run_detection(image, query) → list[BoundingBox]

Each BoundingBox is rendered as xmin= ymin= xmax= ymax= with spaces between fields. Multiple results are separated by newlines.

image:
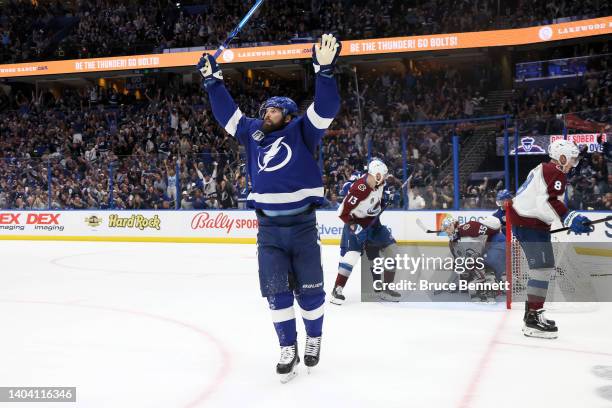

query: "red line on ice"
xmin=457 ymin=312 xmax=509 ymax=408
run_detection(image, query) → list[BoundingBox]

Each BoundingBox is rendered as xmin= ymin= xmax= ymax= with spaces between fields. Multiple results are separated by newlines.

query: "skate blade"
xmin=522 ymin=326 xmax=558 ymax=339
xmin=330 ymin=297 xmax=345 ymax=305
xmin=279 ymin=370 xmax=298 ymax=384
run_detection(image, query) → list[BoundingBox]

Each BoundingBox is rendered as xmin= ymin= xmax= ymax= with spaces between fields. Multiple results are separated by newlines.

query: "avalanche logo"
xmin=366 ymin=204 xmax=380 ymax=216
xmin=258 ymin=137 xmax=292 ymax=173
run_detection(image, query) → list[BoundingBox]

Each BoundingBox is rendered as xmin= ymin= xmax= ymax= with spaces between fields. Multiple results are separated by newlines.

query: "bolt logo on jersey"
xmin=258 ymin=137 xmax=292 ymax=173
xmin=202 ymin=58 xmax=339 ymax=210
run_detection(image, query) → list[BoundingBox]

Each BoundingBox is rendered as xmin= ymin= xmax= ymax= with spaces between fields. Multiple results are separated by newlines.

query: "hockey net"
xmin=505 ymin=204 xmax=598 ymax=311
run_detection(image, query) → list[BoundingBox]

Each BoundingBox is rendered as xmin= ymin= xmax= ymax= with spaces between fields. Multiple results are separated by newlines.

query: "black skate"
xmin=330 ymin=285 xmax=345 ymax=305
xmin=523 ymin=302 xmax=555 ymax=326
xmin=304 ymin=335 xmax=321 ymax=373
xmin=276 ymin=342 xmax=300 ymax=383
xmin=379 ymin=288 xmax=401 ymax=302
xmin=523 ymin=309 xmax=558 ymax=339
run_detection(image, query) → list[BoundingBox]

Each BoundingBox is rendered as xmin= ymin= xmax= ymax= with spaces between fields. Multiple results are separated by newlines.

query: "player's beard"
xmin=262 ymin=117 xmax=289 ymax=133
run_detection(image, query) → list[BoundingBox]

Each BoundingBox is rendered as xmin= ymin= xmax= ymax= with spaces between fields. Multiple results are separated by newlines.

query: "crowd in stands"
xmin=568 ymin=141 xmax=612 ymax=211
xmin=1 ymin=0 xmax=610 ymax=64
xmin=0 ymin=70 xmax=313 ymax=210
xmin=321 ymin=62 xmax=492 ymax=210
xmin=0 ymin=54 xmax=610 ymax=210
xmin=0 ymin=1 xmax=70 ymax=63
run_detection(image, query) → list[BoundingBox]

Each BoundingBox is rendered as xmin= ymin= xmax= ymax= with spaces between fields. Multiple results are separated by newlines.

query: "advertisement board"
xmin=496 ymin=133 xmax=608 ymax=156
xmin=1 ymin=17 xmax=611 ymax=78
xmin=1 ymin=210 xmax=610 ymax=245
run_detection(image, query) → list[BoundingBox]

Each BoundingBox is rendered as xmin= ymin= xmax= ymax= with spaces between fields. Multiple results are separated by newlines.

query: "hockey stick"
xmin=550 ymin=215 xmax=612 ymax=234
xmin=213 ymin=0 xmax=265 ymax=60
xmin=416 ymin=218 xmax=440 ymax=234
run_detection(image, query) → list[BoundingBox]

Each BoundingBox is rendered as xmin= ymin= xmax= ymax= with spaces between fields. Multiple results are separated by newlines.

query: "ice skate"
xmin=330 ymin=285 xmax=345 ymax=305
xmin=304 ymin=335 xmax=321 ymax=373
xmin=379 ymin=288 xmax=401 ymax=302
xmin=524 ymin=302 xmax=555 ymax=326
xmin=523 ymin=309 xmax=558 ymax=339
xmin=276 ymin=342 xmax=300 ymax=383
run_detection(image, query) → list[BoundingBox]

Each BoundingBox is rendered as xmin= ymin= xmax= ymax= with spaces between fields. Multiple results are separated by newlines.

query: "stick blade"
xmin=415 ymin=218 xmax=428 ymax=233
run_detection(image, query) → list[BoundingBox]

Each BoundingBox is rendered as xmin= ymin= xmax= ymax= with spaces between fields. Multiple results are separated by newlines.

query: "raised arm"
xmin=302 ymin=34 xmax=342 ymax=154
xmin=197 ymin=54 xmax=253 ymax=145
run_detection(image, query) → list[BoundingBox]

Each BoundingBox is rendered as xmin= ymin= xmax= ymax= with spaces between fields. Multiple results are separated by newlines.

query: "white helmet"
xmin=548 ymin=139 xmax=579 ymax=167
xmin=367 ymin=159 xmax=388 ymax=185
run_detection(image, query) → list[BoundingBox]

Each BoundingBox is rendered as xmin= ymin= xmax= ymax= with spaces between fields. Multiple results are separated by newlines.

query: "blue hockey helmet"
xmin=495 ymin=189 xmax=513 ymax=207
xmin=349 ymin=171 xmax=362 ymax=182
xmin=259 ymin=96 xmax=298 ymax=119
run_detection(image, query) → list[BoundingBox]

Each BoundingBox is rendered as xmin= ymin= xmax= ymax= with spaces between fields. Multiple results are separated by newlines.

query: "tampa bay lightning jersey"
xmin=492 ymin=208 xmax=506 ymax=228
xmin=340 ymin=171 xmax=363 ymax=198
xmin=205 ymin=75 xmax=340 ymax=210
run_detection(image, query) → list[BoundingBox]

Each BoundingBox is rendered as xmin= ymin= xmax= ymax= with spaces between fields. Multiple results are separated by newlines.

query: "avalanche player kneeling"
xmin=509 ymin=139 xmax=594 ymax=339
xmin=331 ymin=159 xmax=401 ymax=304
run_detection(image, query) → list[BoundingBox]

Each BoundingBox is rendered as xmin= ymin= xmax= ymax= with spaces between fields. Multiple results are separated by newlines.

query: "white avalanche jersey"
xmin=337 ymin=176 xmax=384 ymax=228
xmin=509 ymin=162 xmax=568 ymax=230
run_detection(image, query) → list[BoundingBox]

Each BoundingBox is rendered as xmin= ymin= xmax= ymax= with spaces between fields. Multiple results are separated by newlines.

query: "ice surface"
xmin=0 ymin=241 xmax=611 ymax=408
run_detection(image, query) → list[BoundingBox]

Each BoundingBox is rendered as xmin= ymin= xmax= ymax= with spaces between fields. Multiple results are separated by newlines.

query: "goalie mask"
xmin=441 ymin=216 xmax=458 ymax=236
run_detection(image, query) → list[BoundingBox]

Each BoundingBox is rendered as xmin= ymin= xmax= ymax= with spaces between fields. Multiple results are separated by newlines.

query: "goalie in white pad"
xmin=441 ymin=216 xmax=504 ymax=302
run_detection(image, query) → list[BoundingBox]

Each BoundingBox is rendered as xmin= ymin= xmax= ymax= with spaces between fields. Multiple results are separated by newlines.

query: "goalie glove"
xmin=196 ymin=54 xmax=223 ymax=90
xmin=562 ymin=211 xmax=594 ymax=235
xmin=312 ymin=33 xmax=341 ymax=77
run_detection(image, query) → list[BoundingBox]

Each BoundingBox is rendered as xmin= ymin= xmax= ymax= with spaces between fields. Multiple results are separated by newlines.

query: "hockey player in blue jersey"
xmin=481 ymin=189 xmax=513 ymax=285
xmin=197 ymin=34 xmax=341 ymax=383
xmin=339 ymin=171 xmax=362 ymax=199
xmin=492 ymin=189 xmax=513 ymax=228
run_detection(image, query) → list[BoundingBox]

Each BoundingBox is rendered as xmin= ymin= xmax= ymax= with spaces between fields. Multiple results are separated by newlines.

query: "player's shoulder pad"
xmin=541 ymin=161 xmax=567 ymax=191
xmin=348 ymin=177 xmax=371 ymax=199
xmin=480 ymin=216 xmax=501 ymax=230
xmin=541 ymin=161 xmax=567 ymax=182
